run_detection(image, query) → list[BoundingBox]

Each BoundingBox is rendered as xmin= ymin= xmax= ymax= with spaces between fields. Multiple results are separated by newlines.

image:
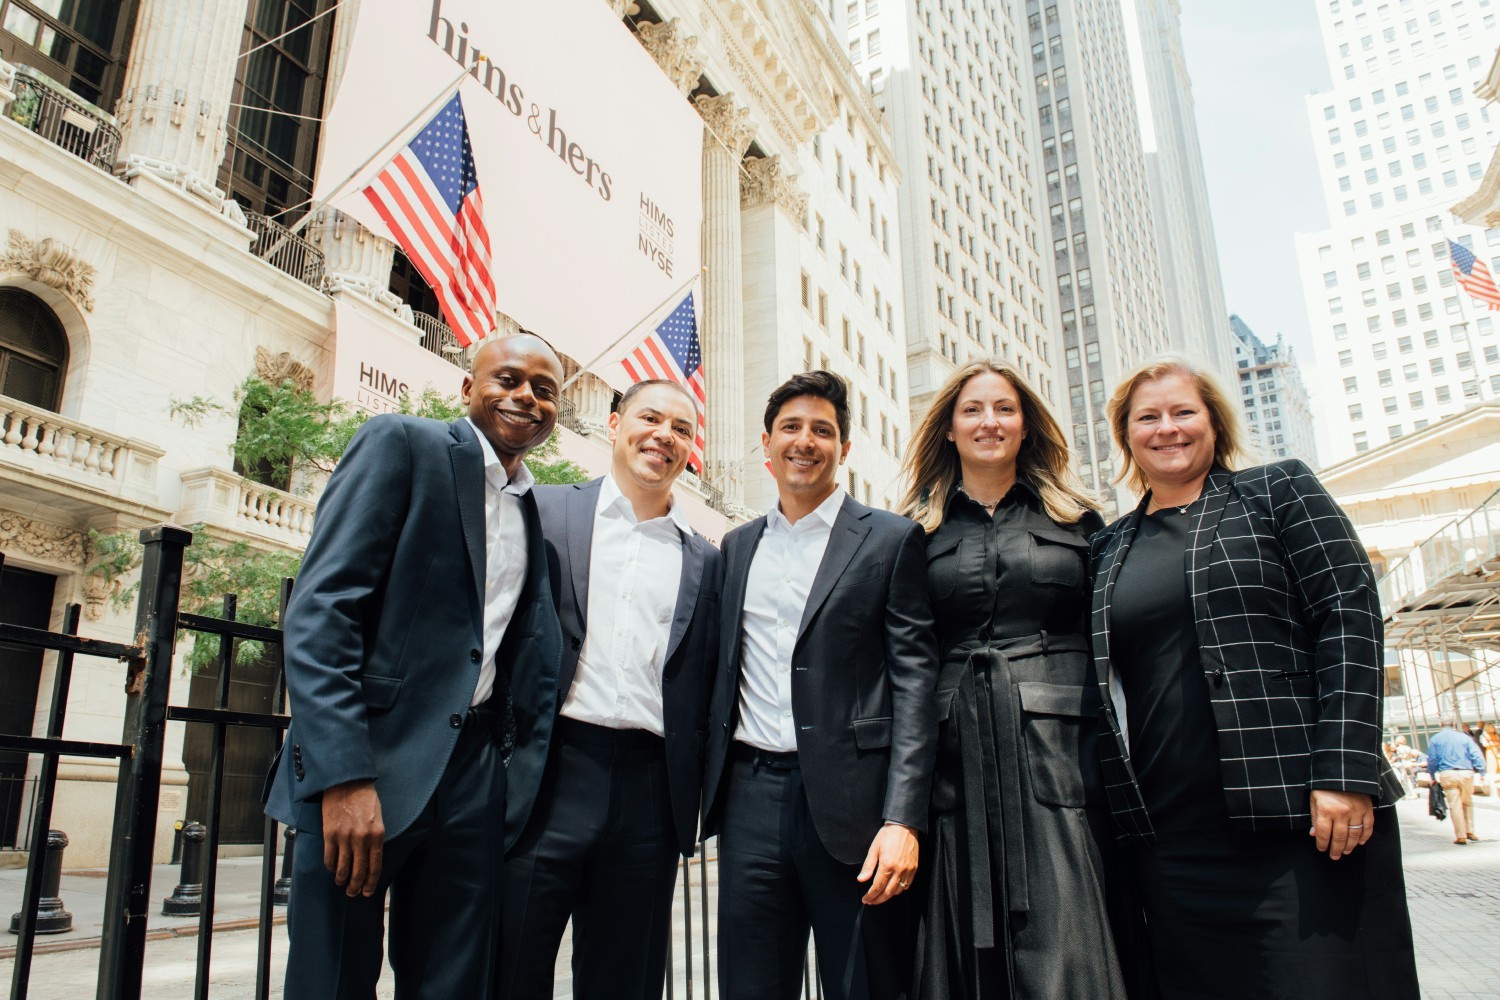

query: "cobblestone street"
xmin=1 ymin=796 xmax=1495 ymax=998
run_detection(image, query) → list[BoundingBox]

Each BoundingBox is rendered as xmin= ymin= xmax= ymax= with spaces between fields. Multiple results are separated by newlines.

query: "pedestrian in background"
xmin=896 ymin=361 xmax=1125 ymax=1000
xmin=1088 ymin=357 xmax=1419 ymax=1000
xmin=1425 ymin=721 xmax=1487 ymax=844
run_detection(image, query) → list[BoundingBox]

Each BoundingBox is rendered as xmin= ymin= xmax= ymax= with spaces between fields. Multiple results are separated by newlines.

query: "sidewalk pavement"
xmin=1 ymin=798 xmax=1497 ymax=997
xmin=0 ymin=854 xmax=282 ymax=959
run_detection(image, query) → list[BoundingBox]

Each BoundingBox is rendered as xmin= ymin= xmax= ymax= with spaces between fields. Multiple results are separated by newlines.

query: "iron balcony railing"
xmin=5 ymin=65 xmax=120 ymax=174
xmin=412 ymin=310 xmax=465 ymax=361
xmin=243 ymin=212 xmax=326 ymax=289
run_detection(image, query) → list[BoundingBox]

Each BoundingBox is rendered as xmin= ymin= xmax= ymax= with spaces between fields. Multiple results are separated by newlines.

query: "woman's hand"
xmin=1309 ymin=788 xmax=1374 ymax=860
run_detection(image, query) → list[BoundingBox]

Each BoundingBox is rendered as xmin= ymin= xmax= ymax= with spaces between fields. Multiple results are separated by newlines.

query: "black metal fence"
xmin=1 ymin=526 xmax=822 ymax=999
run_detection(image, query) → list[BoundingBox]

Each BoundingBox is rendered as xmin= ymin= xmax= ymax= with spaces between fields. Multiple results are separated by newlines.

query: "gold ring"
xmin=898 ymin=880 xmax=910 ymax=888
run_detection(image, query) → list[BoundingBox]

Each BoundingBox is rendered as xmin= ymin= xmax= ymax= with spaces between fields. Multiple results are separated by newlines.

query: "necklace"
xmin=1148 ymin=496 xmax=1195 ymax=516
xmin=958 ymin=482 xmax=1004 ymax=513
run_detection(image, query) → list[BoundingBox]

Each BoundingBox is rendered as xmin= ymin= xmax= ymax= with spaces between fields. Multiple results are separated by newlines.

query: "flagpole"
xmin=258 ymin=65 xmax=470 ymax=260
xmin=560 ymin=275 xmax=701 ymax=392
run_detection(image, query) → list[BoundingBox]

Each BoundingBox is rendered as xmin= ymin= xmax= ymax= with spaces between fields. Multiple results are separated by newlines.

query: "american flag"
xmin=362 ymin=92 xmax=495 ymax=346
xmin=1449 ymin=239 xmax=1500 ymax=311
xmin=619 ymin=292 xmax=706 ymax=474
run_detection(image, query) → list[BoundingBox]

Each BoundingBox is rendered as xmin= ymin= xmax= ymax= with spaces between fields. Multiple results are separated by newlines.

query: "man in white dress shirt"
xmin=500 ymin=380 xmax=723 ymax=999
xmin=702 ymin=371 xmax=938 ymax=1000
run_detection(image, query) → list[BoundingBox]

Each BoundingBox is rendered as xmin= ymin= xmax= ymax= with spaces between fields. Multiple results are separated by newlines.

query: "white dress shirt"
xmin=466 ymin=417 xmax=534 ymax=707
xmin=561 ymin=475 xmax=689 ymax=735
xmin=735 ymin=487 xmax=846 ymax=752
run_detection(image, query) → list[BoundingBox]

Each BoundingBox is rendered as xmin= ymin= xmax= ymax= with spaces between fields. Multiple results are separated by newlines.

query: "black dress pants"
xmin=717 ymin=746 xmax=913 ymax=1000
xmin=283 ymin=707 xmax=505 ymax=1000
xmin=500 ymin=718 xmax=680 ymax=1000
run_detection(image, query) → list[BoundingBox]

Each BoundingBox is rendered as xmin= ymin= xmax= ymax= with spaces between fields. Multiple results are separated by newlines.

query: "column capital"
xmin=636 ymin=18 xmax=704 ymax=97
xmin=604 ymin=0 xmax=637 ymax=16
xmin=695 ymin=93 xmax=756 ymax=159
xmin=741 ymin=155 xmax=808 ymax=228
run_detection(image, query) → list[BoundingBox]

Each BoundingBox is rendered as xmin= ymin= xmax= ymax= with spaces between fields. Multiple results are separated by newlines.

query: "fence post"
xmin=97 ymin=524 xmax=192 ymax=1000
xmin=273 ymin=827 xmax=295 ymax=906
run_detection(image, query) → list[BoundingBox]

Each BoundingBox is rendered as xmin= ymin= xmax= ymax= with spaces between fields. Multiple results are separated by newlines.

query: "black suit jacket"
xmin=1088 ymin=460 xmax=1403 ymax=841
xmin=702 ymin=494 xmax=938 ymax=865
xmin=264 ymin=416 xmax=562 ymax=851
xmin=534 ymin=478 xmax=722 ymax=855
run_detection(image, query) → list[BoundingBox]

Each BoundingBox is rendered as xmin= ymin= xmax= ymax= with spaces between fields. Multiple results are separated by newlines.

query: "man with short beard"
xmin=500 ymin=379 xmax=723 ymax=999
xmin=265 ymin=334 xmax=565 ymax=1000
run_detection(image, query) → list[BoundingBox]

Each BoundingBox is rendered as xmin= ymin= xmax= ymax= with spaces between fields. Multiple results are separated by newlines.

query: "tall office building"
xmin=1127 ymin=0 xmax=1235 ymax=383
xmin=1296 ymin=0 xmax=1500 ymax=464
xmin=847 ymin=0 xmax=1065 ymax=437
xmin=1230 ymin=314 xmax=1319 ymax=466
xmin=1028 ymin=0 xmax=1171 ymax=515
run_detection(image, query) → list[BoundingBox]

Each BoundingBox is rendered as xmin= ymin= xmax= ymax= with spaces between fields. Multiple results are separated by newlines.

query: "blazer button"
xmin=1211 ymin=668 xmax=1226 ymax=687
xmin=470 ymin=648 xmax=482 ymax=663
xmin=571 ymin=636 xmax=582 ymax=650
xmin=450 ymin=713 xmax=464 ymax=728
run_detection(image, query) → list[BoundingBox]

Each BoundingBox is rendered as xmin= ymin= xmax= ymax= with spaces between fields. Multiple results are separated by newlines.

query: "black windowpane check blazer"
xmin=1088 ymin=460 xmax=1404 ymax=842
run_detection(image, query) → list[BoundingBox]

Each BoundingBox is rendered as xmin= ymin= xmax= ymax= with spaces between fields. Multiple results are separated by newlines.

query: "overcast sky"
xmin=1177 ymin=0 xmax=1332 ymax=361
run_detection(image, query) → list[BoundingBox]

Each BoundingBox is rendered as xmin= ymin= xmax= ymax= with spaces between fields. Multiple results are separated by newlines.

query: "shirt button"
xmin=450 ymin=713 xmax=463 ymax=728
xmin=779 ymin=619 xmax=789 ymax=628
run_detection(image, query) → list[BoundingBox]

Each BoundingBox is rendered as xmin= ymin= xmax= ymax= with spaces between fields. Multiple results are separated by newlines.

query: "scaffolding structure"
xmin=1378 ymin=485 xmax=1500 ymax=743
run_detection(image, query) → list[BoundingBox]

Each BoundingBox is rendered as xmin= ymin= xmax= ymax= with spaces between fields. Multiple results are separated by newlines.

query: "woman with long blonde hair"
xmin=897 ymin=361 xmax=1124 ymax=1000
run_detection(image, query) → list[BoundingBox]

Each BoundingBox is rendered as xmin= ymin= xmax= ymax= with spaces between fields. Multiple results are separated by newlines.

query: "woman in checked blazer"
xmin=1088 ymin=357 xmax=1418 ymax=1000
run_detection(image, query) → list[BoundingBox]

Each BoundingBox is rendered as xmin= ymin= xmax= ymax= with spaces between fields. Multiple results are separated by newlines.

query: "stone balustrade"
xmin=0 ymin=395 xmax=163 ymax=501
xmin=177 ymin=467 xmax=316 ymax=549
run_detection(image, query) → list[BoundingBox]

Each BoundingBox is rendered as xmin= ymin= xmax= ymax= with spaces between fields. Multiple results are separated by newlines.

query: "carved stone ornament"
xmin=0 ymin=230 xmax=96 ymax=311
xmin=254 ymin=346 xmax=316 ymax=393
xmin=81 ymin=573 xmax=115 ymax=621
xmin=605 ymin=0 xmax=638 ymax=15
xmin=695 ymin=94 xmax=757 ymax=159
xmin=636 ymin=19 xmax=705 ymax=96
xmin=741 ymin=155 xmax=809 ymax=227
xmin=0 ymin=510 xmax=85 ymax=566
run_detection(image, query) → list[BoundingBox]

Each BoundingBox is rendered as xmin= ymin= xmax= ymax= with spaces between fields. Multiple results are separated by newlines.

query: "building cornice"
xmin=1452 ymin=143 xmax=1500 ymax=227
xmin=1476 ymin=47 xmax=1500 ymax=104
xmin=1319 ymin=401 xmax=1500 ymax=483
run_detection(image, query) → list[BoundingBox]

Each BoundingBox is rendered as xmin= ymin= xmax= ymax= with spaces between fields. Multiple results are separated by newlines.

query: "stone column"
xmin=636 ymin=19 xmax=705 ymax=96
xmin=560 ymin=359 xmax=615 ymax=437
xmin=307 ymin=1 xmax=401 ymax=314
xmin=695 ymin=94 xmax=756 ymax=508
xmin=740 ymin=155 xmax=809 ymax=228
xmin=114 ymin=0 xmax=250 ymax=224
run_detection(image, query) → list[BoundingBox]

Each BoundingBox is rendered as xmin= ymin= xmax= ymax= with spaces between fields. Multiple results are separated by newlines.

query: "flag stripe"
xmin=360 ymin=93 xmax=496 ymax=348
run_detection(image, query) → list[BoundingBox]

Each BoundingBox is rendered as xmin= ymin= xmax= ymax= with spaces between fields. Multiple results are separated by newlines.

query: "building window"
xmin=221 ymin=0 xmax=336 ymax=219
xmin=0 ymin=289 xmax=67 ymax=410
xmin=0 ymin=0 xmax=139 ymax=107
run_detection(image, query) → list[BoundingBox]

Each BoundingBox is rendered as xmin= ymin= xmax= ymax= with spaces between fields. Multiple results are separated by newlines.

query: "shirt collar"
xmin=769 ymin=486 xmax=846 ymax=533
xmin=599 ymin=474 xmax=694 ymax=535
xmin=948 ymin=477 xmax=1039 ymax=513
xmin=464 ymin=417 xmax=534 ymax=496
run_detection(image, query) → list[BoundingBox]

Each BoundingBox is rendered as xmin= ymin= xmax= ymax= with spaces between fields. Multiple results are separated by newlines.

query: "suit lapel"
xmin=1186 ymin=467 xmax=1235 ymax=637
xmin=1092 ymin=500 xmax=1145 ymax=723
xmin=566 ymin=480 xmax=602 ymax=626
xmin=450 ymin=421 xmax=486 ymax=603
xmin=797 ymin=497 xmax=871 ymax=643
xmin=723 ymin=518 xmax=768 ymax=683
xmin=663 ymin=534 xmax=705 ymax=666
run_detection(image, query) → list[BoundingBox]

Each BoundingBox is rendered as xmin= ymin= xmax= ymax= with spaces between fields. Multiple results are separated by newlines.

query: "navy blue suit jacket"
xmin=264 ymin=416 xmax=562 ymax=850
xmin=533 ymin=477 xmax=722 ymax=855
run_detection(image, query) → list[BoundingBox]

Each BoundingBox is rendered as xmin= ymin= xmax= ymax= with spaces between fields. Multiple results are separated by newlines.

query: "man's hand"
xmin=856 ymin=823 xmax=919 ymax=905
xmin=1309 ymin=788 xmax=1374 ymax=861
xmin=322 ymin=779 xmax=385 ymax=897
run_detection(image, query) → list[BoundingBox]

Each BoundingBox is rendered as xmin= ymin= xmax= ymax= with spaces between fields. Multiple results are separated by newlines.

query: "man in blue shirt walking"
xmin=1426 ymin=721 xmax=1487 ymax=845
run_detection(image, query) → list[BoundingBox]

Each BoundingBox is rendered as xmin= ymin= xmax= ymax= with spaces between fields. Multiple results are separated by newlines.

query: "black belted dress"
xmin=913 ymin=484 xmax=1126 ymax=1000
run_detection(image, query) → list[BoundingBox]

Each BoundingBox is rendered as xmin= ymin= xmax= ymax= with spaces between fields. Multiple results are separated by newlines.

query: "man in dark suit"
xmin=500 ymin=379 xmax=721 ymax=999
xmin=265 ymin=333 xmax=565 ymax=1000
xmin=703 ymin=371 xmax=938 ymax=1000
